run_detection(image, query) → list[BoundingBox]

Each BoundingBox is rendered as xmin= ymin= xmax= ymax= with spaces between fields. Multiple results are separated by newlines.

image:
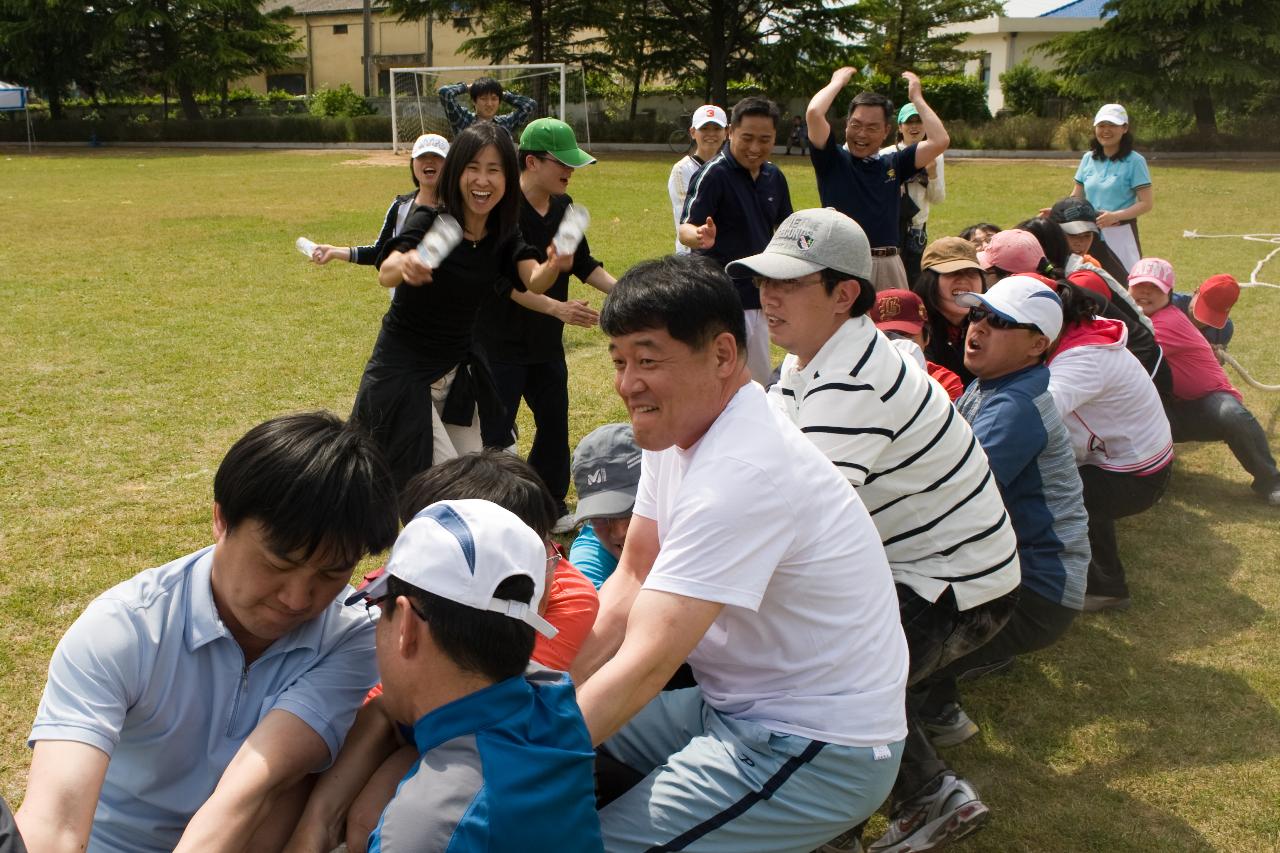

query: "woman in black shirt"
xmin=354 ymin=122 xmax=560 ymax=487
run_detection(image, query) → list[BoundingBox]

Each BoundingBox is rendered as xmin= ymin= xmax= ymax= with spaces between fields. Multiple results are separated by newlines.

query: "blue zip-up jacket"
xmin=368 ymin=667 xmax=603 ymax=853
xmin=956 ymin=364 xmax=1090 ymax=609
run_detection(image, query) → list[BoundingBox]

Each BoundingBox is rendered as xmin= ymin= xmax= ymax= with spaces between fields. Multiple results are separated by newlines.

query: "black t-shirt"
xmin=373 ymin=206 xmax=538 ymax=373
xmin=477 ymin=192 xmax=603 ymax=364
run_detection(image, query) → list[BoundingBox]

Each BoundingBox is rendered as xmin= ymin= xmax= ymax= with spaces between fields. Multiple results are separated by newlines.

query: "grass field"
xmin=2 ymin=146 xmax=1280 ymax=851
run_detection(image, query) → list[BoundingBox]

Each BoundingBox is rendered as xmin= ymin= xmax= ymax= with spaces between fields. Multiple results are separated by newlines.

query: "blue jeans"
xmin=1166 ymin=392 xmax=1280 ymax=495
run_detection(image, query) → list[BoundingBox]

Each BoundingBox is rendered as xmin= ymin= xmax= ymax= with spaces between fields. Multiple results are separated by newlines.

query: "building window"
xmin=980 ymin=52 xmax=992 ymax=89
xmin=333 ymin=24 xmax=348 ymax=34
xmin=266 ymin=73 xmax=307 ymax=96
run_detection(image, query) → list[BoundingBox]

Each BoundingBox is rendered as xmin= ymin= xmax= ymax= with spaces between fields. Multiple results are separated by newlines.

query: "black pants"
xmin=912 ymin=587 xmax=1077 ymax=728
xmin=1166 ymin=392 xmax=1280 ymax=495
xmin=890 ymin=584 xmax=1018 ymax=808
xmin=483 ymin=357 xmax=571 ymax=508
xmin=1080 ymin=463 xmax=1171 ymax=598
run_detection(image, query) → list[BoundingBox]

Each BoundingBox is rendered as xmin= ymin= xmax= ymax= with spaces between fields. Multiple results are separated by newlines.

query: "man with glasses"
xmin=806 ymin=67 xmax=950 ymax=292
xmin=478 ymin=117 xmax=616 ymax=532
xmin=347 ymin=498 xmax=602 ymax=852
xmin=898 ymin=278 xmax=1090 ymax=833
xmin=729 ymin=208 xmax=1021 ymax=853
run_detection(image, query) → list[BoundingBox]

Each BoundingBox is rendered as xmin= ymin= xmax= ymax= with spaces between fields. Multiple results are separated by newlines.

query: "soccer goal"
xmin=390 ymin=63 xmax=591 ymax=153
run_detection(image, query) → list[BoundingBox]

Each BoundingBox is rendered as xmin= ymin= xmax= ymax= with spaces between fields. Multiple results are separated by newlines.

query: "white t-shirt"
xmin=635 ymin=381 xmax=908 ymax=747
xmin=771 ymin=316 xmax=1021 ymax=610
xmin=667 ymin=154 xmax=704 ymax=254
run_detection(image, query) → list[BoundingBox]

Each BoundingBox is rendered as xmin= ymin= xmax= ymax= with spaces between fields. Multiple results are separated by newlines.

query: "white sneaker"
xmin=869 ymin=775 xmax=989 ymax=853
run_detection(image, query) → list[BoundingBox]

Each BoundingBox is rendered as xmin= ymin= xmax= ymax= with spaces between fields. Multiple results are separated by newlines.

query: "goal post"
xmin=390 ymin=63 xmax=589 ymax=153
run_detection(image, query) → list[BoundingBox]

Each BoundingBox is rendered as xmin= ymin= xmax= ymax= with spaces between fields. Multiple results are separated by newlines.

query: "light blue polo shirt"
xmin=29 ymin=546 xmax=378 ymax=853
xmin=1073 ymin=150 xmax=1151 ymax=213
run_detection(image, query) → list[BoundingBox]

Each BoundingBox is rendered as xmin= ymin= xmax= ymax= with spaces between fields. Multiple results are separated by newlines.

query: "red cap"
xmin=1191 ymin=274 xmax=1240 ymax=329
xmin=871 ymin=289 xmax=928 ymax=334
xmin=1067 ymin=269 xmax=1111 ymax=302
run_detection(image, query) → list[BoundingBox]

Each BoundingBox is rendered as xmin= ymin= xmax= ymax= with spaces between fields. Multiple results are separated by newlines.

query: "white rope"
xmin=1220 ymin=350 xmax=1280 ymax=393
xmin=1181 ymin=230 xmax=1280 ymax=289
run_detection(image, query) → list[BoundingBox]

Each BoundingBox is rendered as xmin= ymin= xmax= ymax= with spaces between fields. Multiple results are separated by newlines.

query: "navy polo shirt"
xmin=809 ymin=126 xmax=920 ymax=249
xmin=681 ymin=144 xmax=793 ymax=310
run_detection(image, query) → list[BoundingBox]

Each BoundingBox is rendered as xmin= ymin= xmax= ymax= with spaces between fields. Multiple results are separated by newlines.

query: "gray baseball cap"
xmin=726 ymin=208 xmax=872 ymax=282
xmin=572 ymin=423 xmax=642 ymax=523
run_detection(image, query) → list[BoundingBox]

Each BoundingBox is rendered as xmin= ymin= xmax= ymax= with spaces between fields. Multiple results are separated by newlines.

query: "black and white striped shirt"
xmin=770 ymin=315 xmax=1020 ymax=609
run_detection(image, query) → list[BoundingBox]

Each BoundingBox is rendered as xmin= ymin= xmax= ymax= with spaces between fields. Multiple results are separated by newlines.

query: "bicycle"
xmin=667 ymin=114 xmax=693 ymax=154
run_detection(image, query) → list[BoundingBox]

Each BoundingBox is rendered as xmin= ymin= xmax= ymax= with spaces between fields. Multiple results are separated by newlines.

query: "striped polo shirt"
xmin=956 ymin=363 xmax=1090 ymax=610
xmin=771 ymin=315 xmax=1020 ymax=610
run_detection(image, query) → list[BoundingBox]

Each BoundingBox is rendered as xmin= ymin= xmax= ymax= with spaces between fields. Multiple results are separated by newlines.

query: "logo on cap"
xmin=705 ymin=108 xmax=715 ymax=116
xmin=797 ymin=234 xmax=813 ymax=250
xmin=880 ymin=296 xmax=902 ymax=320
xmin=587 ymin=468 xmax=606 ymax=486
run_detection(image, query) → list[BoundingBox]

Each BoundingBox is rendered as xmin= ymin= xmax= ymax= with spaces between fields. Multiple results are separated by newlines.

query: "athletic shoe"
xmin=869 ymin=775 xmax=990 ymax=853
xmin=816 ymin=827 xmax=863 ymax=852
xmin=921 ymin=703 xmax=979 ymax=748
xmin=1082 ymin=593 xmax=1131 ymax=612
xmin=552 ymin=513 xmax=577 ymax=535
xmin=1265 ymin=486 xmax=1280 ymax=507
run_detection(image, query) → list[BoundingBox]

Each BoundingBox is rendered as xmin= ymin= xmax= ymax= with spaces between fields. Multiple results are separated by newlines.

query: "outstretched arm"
xmin=174 ymin=709 xmax=331 ymax=853
xmin=807 ymin=66 xmax=856 ymax=151
xmin=16 ymin=741 xmax=110 ymax=853
xmin=904 ymin=71 xmax=950 ymax=170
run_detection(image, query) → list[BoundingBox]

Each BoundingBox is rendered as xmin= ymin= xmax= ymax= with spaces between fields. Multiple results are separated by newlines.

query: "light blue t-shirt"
xmin=29 ymin=546 xmax=378 ymax=853
xmin=567 ymin=522 xmax=618 ymax=589
xmin=1073 ymin=150 xmax=1151 ymax=214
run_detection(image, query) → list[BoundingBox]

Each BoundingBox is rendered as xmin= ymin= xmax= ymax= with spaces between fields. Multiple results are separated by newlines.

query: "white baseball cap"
xmin=411 ymin=133 xmax=450 ymax=159
xmin=1093 ymin=104 xmax=1128 ymax=126
xmin=956 ymin=275 xmax=1064 ymax=341
xmin=691 ymin=105 xmax=728 ymax=129
xmin=346 ymin=499 xmax=557 ymax=638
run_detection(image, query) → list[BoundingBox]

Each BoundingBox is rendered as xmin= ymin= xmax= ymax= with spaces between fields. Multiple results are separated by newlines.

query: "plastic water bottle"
xmin=553 ymin=204 xmax=590 ymax=255
xmin=296 ymin=236 xmax=318 ymax=259
xmin=418 ymin=214 xmax=464 ymax=268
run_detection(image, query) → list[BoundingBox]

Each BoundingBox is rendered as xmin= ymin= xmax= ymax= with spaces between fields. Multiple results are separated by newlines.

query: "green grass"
xmin=2 ymin=147 xmax=1280 ymax=850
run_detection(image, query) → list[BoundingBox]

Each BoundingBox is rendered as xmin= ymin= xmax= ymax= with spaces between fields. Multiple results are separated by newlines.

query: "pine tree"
xmin=1042 ymin=0 xmax=1280 ymax=133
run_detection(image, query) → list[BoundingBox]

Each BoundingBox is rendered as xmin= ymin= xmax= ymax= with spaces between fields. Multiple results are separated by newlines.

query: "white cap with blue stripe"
xmin=346 ymin=498 xmax=557 ymax=638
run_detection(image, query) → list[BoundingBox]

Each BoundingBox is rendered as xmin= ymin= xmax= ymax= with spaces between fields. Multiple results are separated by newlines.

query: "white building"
xmin=935 ymin=0 xmax=1109 ymax=114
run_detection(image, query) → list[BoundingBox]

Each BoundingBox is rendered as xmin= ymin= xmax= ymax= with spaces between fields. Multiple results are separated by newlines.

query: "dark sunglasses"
xmin=968 ymin=307 xmax=1041 ymax=334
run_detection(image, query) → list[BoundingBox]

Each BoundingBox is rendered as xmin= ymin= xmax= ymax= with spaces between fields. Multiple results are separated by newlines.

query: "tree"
xmin=0 ymin=0 xmax=114 ymax=119
xmin=857 ymin=0 xmax=1001 ymax=80
xmin=112 ymin=0 xmax=299 ymax=120
xmin=1042 ymin=0 xmax=1280 ymax=133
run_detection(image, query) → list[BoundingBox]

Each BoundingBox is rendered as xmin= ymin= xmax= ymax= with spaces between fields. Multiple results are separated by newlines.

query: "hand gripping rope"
xmin=1183 ymin=230 xmax=1280 ymax=392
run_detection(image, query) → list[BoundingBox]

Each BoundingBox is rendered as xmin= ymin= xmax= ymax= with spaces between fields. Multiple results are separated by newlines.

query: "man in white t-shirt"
xmin=667 ymin=104 xmax=728 ymax=254
xmin=731 ymin=208 xmax=1021 ymax=853
xmin=573 ymin=253 xmax=909 ymax=852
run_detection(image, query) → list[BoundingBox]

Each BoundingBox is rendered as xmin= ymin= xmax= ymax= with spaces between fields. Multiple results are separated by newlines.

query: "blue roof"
xmin=1040 ymin=0 xmax=1112 ymax=17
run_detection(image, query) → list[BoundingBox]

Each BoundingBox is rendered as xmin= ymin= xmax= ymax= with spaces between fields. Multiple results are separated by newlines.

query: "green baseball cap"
xmin=898 ymin=103 xmax=919 ymax=123
xmin=519 ymin=118 xmax=596 ymax=168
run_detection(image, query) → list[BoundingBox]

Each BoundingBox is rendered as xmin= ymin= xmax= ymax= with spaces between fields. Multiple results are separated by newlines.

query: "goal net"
xmin=390 ymin=64 xmax=590 ymax=153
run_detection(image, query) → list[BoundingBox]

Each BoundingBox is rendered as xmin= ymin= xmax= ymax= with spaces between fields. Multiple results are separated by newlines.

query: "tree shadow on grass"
xmin=945 ymin=468 xmax=1277 ymax=851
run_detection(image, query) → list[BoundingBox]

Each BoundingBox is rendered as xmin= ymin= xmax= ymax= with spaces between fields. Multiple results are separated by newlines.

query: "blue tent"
xmin=0 ymin=80 xmax=34 ymax=150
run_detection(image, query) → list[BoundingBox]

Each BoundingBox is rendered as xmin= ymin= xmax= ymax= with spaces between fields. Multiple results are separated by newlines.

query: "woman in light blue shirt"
xmin=1068 ymin=103 xmax=1153 ymax=272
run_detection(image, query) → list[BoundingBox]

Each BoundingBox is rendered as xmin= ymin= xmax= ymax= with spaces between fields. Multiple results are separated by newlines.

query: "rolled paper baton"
xmin=553 ymin=204 xmax=590 ymax=255
xmin=418 ymin=214 xmax=464 ymax=268
xmin=296 ymin=237 xmax=319 ymax=258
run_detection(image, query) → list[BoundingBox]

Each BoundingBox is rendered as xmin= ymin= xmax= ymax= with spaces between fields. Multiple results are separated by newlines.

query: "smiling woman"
xmin=1068 ymin=103 xmax=1153 ymax=271
xmin=351 ymin=122 xmax=563 ymax=488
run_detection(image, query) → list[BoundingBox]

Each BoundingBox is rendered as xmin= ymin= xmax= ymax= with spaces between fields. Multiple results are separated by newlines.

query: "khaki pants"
xmin=429 ymin=367 xmax=483 ymax=464
xmin=870 ymin=253 xmax=910 ymax=292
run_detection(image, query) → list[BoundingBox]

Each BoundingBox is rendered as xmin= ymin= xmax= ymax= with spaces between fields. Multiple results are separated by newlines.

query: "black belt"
xmin=871 ymin=247 xmax=899 ymax=257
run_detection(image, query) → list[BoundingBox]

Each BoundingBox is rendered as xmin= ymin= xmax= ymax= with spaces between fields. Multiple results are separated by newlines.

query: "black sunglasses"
xmin=967 ymin=307 xmax=1041 ymax=334
xmin=364 ymin=592 xmax=427 ymax=623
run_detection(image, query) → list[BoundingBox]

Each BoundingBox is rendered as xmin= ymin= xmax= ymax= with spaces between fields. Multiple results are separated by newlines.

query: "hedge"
xmin=0 ymin=115 xmax=391 ymax=144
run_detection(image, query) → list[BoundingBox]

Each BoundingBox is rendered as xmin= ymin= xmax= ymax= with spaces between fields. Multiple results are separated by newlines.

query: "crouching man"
xmin=347 ymin=498 xmax=602 ymax=852
xmin=18 ymin=412 xmax=400 ymax=853
xmin=573 ymin=254 xmax=909 ymax=852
